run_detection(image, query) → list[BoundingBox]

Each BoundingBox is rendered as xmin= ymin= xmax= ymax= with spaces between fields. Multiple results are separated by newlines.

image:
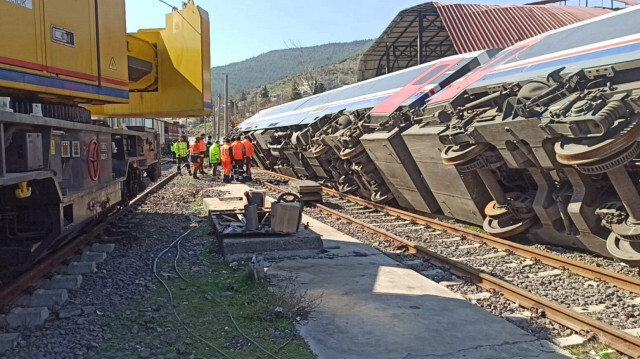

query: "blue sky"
xmin=125 ymin=0 xmax=621 ymax=67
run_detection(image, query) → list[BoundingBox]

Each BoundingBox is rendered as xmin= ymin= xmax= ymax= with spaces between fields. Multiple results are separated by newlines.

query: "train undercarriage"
xmin=0 ymin=107 xmax=161 ymax=277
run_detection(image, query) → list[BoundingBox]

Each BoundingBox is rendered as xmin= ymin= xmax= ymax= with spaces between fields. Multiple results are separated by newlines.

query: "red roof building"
xmin=357 ymin=2 xmax=613 ymax=81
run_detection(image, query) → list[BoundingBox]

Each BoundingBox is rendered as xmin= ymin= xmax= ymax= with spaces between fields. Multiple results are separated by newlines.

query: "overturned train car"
xmin=237 ymin=7 xmax=640 ymax=264
xmin=237 ymin=51 xmax=496 ymax=204
xmin=416 ymin=7 xmax=640 ymax=263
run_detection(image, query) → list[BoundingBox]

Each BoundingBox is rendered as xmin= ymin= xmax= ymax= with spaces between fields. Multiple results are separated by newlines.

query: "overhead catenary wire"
xmin=154 ymin=0 xmax=201 ymax=35
xmin=156 ymin=0 xmax=177 ymax=9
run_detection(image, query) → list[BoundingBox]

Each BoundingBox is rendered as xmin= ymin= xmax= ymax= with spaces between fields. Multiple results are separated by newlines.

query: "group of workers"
xmin=170 ymin=134 xmax=254 ymax=183
xmin=220 ymin=136 xmax=255 ymax=183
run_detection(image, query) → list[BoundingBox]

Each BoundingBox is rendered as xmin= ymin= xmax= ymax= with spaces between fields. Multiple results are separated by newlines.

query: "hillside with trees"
xmin=210 ymin=53 xmax=364 ymax=129
xmin=211 ymin=39 xmax=373 ymax=98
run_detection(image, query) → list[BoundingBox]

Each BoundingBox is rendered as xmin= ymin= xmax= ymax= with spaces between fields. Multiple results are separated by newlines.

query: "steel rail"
xmin=256 ymin=177 xmax=640 ymax=358
xmin=0 ymin=172 xmax=178 ymax=310
xmin=259 ymin=171 xmax=640 ymax=296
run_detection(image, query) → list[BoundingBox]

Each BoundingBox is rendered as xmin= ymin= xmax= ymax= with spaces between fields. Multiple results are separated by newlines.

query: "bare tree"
xmin=286 ymin=40 xmax=319 ymax=96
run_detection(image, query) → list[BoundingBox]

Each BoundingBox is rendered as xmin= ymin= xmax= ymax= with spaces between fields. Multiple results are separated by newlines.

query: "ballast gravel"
xmin=1 ymin=169 xmax=226 ymax=359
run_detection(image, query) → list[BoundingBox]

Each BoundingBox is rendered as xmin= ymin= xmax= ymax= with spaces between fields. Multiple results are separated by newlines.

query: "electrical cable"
xmin=171 ymin=230 xmax=282 ymax=359
xmin=153 ymin=225 xmax=232 ymax=359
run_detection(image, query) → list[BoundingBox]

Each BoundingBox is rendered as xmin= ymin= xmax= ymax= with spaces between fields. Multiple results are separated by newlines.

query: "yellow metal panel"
xmin=200 ymin=6 xmax=212 ymax=111
xmin=97 ymin=0 xmax=128 ymax=91
xmin=127 ymin=35 xmax=158 ymax=91
xmin=0 ymin=0 xmax=129 ymax=104
xmin=42 ymin=0 xmax=97 ymax=81
xmin=89 ymin=1 xmax=212 ymax=118
xmin=0 ymin=0 xmax=44 ymax=70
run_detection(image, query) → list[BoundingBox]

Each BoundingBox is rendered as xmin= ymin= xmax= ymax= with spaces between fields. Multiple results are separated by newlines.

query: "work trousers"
xmin=245 ymin=157 xmax=253 ymax=175
xmin=191 ymin=155 xmax=203 ymax=177
xmin=222 ymin=159 xmax=232 ymax=182
xmin=177 ymin=156 xmax=190 ymax=173
xmin=233 ymin=159 xmax=245 ymax=181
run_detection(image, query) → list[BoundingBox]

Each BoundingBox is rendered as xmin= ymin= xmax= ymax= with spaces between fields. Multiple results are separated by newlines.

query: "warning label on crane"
xmin=5 ymin=0 xmax=32 ymax=9
xmin=109 ymin=57 xmax=117 ymax=71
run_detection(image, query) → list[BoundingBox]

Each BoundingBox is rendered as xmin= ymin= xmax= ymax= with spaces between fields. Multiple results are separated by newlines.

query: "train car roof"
xmin=236 ymin=50 xmax=492 ymax=131
xmin=428 ymin=6 xmax=640 ymax=105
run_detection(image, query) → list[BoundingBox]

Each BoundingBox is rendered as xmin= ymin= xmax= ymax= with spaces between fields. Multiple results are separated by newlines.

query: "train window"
xmin=63 ymin=204 xmax=73 ymax=226
xmin=413 ymin=65 xmax=448 ymax=86
xmin=492 ymin=10 xmax=639 ymax=70
xmin=112 ymin=136 xmax=125 ymax=160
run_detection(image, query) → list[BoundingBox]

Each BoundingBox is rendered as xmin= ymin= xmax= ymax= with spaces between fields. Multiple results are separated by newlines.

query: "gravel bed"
xmin=1 ymin=168 xmax=226 ymax=359
xmin=531 ymin=243 xmax=640 ymax=279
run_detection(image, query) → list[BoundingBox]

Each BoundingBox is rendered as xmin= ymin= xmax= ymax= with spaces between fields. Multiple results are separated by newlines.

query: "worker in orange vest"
xmin=220 ymin=138 xmax=232 ymax=183
xmin=241 ymin=136 xmax=255 ymax=181
xmin=231 ymin=136 xmax=245 ymax=182
xmin=190 ymin=137 xmax=207 ymax=180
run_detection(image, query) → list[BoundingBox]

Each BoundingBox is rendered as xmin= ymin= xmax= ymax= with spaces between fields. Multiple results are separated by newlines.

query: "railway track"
xmin=0 ymin=171 xmax=178 ymax=311
xmin=253 ymin=170 xmax=640 ymax=358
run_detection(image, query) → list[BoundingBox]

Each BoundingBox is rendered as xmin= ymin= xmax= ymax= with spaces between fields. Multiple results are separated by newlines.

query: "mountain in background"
xmin=211 ymin=39 xmax=374 ymax=98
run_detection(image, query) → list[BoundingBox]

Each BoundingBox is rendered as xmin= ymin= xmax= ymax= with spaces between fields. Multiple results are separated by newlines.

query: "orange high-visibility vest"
xmin=232 ymin=140 xmax=245 ymax=160
xmin=242 ymin=139 xmax=255 ymax=157
xmin=221 ymin=144 xmax=231 ymax=161
xmin=190 ymin=141 xmax=206 ymax=155
xmin=189 ymin=142 xmax=199 ymax=155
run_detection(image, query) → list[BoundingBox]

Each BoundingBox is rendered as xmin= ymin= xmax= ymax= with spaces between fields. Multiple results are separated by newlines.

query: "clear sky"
xmin=124 ymin=0 xmax=618 ymax=67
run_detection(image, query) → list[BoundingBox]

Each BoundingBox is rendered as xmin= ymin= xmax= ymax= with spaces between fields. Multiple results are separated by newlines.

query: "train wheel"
xmin=147 ymin=162 xmax=161 ymax=182
xmin=136 ymin=169 xmax=146 ymax=195
xmin=606 ymin=233 xmax=640 ymax=266
xmin=123 ymin=167 xmax=145 ymax=201
xmin=483 ymin=216 xmax=536 ymax=238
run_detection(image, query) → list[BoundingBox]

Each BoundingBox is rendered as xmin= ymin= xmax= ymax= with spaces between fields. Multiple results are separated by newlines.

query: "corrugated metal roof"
xmin=435 ymin=2 xmax=611 ymax=54
xmin=527 ymin=0 xmax=638 ymax=6
xmin=357 ymin=2 xmax=612 ymax=81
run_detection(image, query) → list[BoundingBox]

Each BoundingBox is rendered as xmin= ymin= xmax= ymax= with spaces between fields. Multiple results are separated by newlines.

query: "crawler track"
xmin=254 ymin=170 xmax=640 ymax=358
xmin=0 ymin=172 xmax=178 ymax=311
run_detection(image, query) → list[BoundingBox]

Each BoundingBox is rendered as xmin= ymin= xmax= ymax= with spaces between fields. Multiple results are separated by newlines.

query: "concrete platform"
xmin=221 ymin=228 xmax=323 ymax=261
xmin=214 ymin=183 xmax=571 ymax=359
xmin=273 ymin=216 xmax=571 ymax=359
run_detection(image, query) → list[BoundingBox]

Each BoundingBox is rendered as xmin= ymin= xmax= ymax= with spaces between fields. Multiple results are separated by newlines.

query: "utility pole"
xmin=216 ymin=95 xmax=221 ymax=139
xmin=224 ymin=74 xmax=229 ymax=136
